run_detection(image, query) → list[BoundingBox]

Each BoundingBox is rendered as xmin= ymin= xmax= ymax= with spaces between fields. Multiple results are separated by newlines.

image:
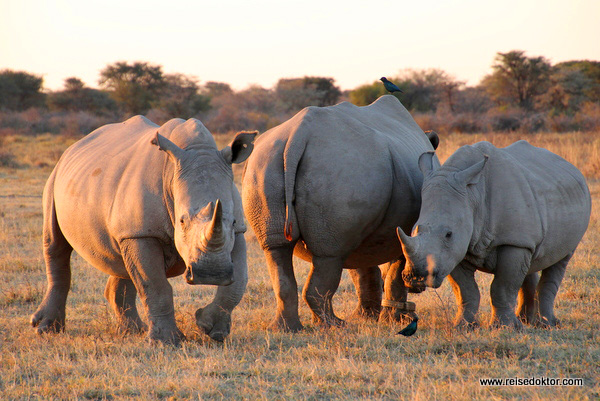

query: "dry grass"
xmin=0 ymin=131 xmax=599 ymax=400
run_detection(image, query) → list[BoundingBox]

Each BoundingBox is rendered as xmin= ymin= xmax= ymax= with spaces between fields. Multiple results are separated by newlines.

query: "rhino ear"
xmin=221 ymin=131 xmax=257 ymax=164
xmin=151 ymin=132 xmax=186 ymax=162
xmin=425 ymin=130 xmax=439 ymax=150
xmin=454 ymin=155 xmax=488 ymax=186
xmin=418 ymin=151 xmax=436 ymax=177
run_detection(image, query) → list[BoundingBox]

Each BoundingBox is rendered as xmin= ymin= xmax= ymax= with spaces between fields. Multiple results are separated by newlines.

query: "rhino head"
xmin=397 ymin=151 xmax=487 ymax=290
xmin=151 ymin=130 xmax=255 ymax=286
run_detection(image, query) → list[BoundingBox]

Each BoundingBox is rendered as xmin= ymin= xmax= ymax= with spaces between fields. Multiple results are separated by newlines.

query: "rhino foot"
xmin=313 ymin=314 xmax=345 ymax=328
xmin=350 ymin=304 xmax=381 ymax=321
xmin=31 ymin=305 xmax=65 ymax=334
xmin=534 ymin=315 xmax=561 ymax=329
xmin=454 ymin=319 xmax=480 ymax=332
xmin=195 ymin=304 xmax=232 ymax=342
xmin=117 ymin=317 xmax=148 ymax=334
xmin=269 ymin=315 xmax=304 ymax=332
xmin=378 ymin=307 xmax=416 ymax=324
xmin=489 ymin=315 xmax=523 ymax=331
xmin=148 ymin=322 xmax=185 ymax=346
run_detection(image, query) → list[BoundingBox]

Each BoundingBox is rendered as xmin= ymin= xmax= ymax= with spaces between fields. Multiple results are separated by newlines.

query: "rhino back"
xmin=52 ymin=116 xmax=180 ymax=275
xmin=244 ymin=96 xmax=436 ymax=266
xmin=467 ymin=141 xmax=591 ymax=270
xmin=503 ymin=140 xmax=591 ymax=267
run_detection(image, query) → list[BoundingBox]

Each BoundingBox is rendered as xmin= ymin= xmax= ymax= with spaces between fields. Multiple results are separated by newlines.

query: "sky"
xmin=2 ymin=0 xmax=599 ymax=92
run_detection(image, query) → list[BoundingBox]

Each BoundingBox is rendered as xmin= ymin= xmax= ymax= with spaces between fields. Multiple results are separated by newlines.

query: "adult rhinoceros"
xmin=31 ymin=116 xmax=255 ymax=345
xmin=242 ymin=95 xmax=439 ymax=331
xmin=398 ymin=140 xmax=591 ymax=329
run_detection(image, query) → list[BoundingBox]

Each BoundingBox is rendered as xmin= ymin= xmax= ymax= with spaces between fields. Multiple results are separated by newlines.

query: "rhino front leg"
xmin=489 ymin=246 xmax=531 ymax=330
xmin=196 ymin=233 xmax=248 ymax=342
xmin=120 ymin=238 xmax=184 ymax=346
xmin=348 ymin=266 xmax=382 ymax=320
xmin=379 ymin=260 xmax=414 ymax=323
xmin=104 ymin=276 xmax=147 ymax=334
xmin=516 ymin=272 xmax=539 ymax=325
xmin=448 ymin=263 xmax=480 ymax=329
xmin=264 ymin=244 xmax=303 ymax=332
xmin=536 ymin=252 xmax=572 ymax=328
xmin=303 ymin=256 xmax=345 ymax=328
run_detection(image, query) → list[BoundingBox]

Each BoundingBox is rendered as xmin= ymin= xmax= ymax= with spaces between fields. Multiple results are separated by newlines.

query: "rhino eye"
xmin=445 ymin=231 xmax=453 ymax=239
xmin=233 ymin=219 xmax=237 ymax=226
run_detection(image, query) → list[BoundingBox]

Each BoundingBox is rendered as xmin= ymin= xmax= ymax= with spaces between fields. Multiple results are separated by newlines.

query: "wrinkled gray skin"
xmin=399 ymin=141 xmax=591 ymax=330
xmin=31 ymin=116 xmax=255 ymax=345
xmin=242 ymin=96 xmax=439 ymax=331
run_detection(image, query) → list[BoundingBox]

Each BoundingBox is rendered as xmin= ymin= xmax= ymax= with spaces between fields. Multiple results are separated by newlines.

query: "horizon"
xmin=2 ymin=0 xmax=600 ymax=92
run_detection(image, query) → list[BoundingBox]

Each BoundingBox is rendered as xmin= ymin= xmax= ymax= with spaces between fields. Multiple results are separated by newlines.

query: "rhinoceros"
xmin=31 ymin=116 xmax=256 ymax=344
xmin=398 ymin=140 xmax=591 ymax=329
xmin=242 ymin=95 xmax=440 ymax=331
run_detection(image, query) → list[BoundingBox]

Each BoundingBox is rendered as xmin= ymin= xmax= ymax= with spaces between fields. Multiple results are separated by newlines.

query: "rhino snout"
xmin=185 ymin=263 xmax=234 ymax=286
xmin=402 ymin=261 xmax=442 ymax=290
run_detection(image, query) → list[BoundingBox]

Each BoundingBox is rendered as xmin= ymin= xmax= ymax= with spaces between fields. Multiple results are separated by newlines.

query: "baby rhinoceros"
xmin=398 ymin=140 xmax=591 ymax=330
xmin=31 ymin=116 xmax=256 ymax=345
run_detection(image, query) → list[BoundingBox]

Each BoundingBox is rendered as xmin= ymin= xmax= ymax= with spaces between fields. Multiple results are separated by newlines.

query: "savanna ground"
xmin=0 ymin=129 xmax=599 ymax=400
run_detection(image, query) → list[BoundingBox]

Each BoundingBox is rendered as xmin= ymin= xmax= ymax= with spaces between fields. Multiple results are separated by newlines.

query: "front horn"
xmin=205 ymin=199 xmax=225 ymax=250
xmin=396 ymin=226 xmax=418 ymax=256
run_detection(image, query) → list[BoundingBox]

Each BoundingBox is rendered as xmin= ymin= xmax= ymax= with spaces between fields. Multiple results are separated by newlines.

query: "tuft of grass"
xmin=0 ymin=131 xmax=598 ymax=399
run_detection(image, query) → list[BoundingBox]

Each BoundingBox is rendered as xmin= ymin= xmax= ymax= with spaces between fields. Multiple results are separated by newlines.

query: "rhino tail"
xmin=282 ymin=126 xmax=309 ymax=242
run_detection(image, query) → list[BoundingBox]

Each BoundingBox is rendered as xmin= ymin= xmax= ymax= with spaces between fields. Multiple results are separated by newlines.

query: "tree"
xmin=154 ymin=74 xmax=210 ymax=119
xmin=0 ymin=69 xmax=45 ymax=110
xmin=47 ymin=77 xmax=117 ymax=114
xmin=348 ymin=82 xmax=386 ymax=106
xmin=543 ymin=61 xmax=600 ymax=113
xmin=398 ymin=69 xmax=464 ymax=112
xmin=481 ymin=50 xmax=552 ymax=110
xmin=202 ymin=81 xmax=233 ymax=99
xmin=275 ymin=76 xmax=341 ymax=112
xmin=98 ymin=61 xmax=165 ymax=114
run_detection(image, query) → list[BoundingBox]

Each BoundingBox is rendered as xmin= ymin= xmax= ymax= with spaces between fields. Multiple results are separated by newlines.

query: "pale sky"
xmin=2 ymin=0 xmax=599 ymax=92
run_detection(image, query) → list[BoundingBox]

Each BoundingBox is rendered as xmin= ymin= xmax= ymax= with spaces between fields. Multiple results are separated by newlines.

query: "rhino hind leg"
xmin=535 ymin=252 xmax=572 ymax=328
xmin=104 ymin=276 xmax=147 ymax=334
xmin=517 ymin=272 xmax=539 ymax=325
xmin=302 ymin=256 xmax=345 ymax=328
xmin=448 ymin=264 xmax=480 ymax=330
xmin=31 ymin=192 xmax=73 ymax=334
xmin=120 ymin=238 xmax=184 ymax=346
xmin=348 ymin=266 xmax=382 ymax=320
xmin=264 ymin=245 xmax=304 ymax=332
xmin=489 ymin=246 xmax=531 ymax=330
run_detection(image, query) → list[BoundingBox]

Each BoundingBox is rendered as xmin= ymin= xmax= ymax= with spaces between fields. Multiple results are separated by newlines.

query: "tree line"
xmin=1 ymin=50 xmax=599 ymax=135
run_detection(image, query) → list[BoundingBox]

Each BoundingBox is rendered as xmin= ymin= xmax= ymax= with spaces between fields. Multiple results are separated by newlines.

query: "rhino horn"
xmin=205 ymin=199 xmax=225 ymax=250
xmin=396 ymin=226 xmax=419 ymax=257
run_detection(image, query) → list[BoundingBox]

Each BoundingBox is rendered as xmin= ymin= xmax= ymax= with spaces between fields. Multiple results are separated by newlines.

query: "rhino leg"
xmin=104 ymin=276 xmax=147 ymax=334
xmin=303 ymin=256 xmax=345 ymax=328
xmin=120 ymin=238 xmax=184 ymax=346
xmin=489 ymin=246 xmax=531 ymax=330
xmin=448 ymin=264 xmax=480 ymax=329
xmin=535 ymin=252 xmax=572 ymax=328
xmin=196 ymin=233 xmax=248 ymax=342
xmin=348 ymin=266 xmax=382 ymax=320
xmin=264 ymin=244 xmax=304 ymax=332
xmin=31 ymin=192 xmax=72 ymax=334
xmin=516 ymin=272 xmax=539 ymax=325
xmin=379 ymin=260 xmax=414 ymax=323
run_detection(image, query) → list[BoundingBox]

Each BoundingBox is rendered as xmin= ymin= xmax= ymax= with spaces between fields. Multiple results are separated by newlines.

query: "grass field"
xmin=0 ymin=131 xmax=598 ymax=400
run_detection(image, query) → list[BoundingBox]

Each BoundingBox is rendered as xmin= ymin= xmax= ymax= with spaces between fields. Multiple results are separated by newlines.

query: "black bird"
xmin=380 ymin=77 xmax=404 ymax=94
xmin=397 ymin=316 xmax=418 ymax=336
